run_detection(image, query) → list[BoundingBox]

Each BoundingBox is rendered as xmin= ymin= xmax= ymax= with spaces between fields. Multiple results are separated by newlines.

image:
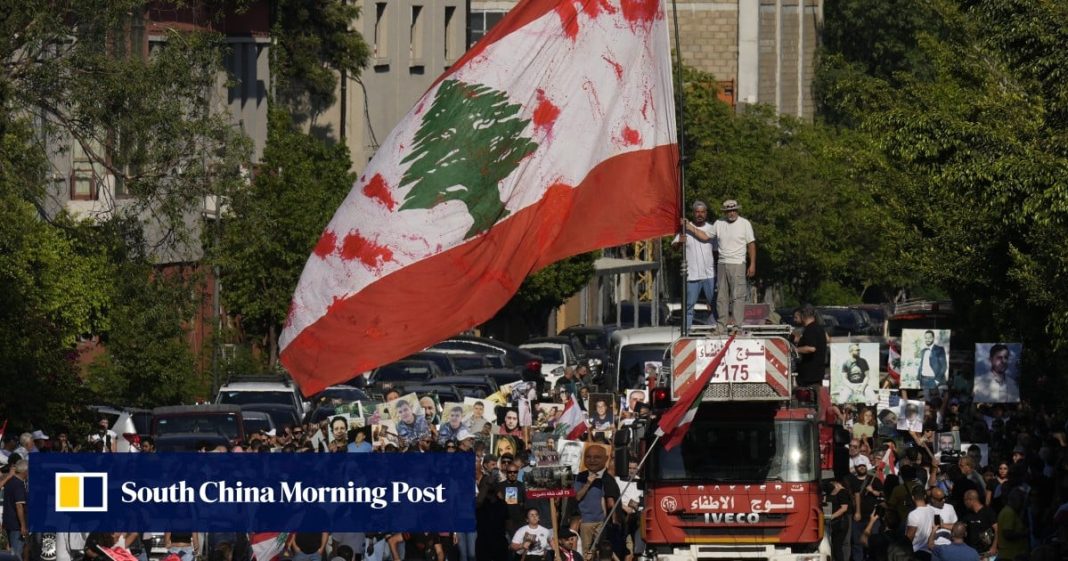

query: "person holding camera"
xmin=849 ymin=457 xmax=883 ymax=561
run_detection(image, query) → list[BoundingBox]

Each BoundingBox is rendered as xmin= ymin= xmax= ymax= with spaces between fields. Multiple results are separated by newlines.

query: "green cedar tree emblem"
xmin=399 ymin=79 xmax=539 ymax=239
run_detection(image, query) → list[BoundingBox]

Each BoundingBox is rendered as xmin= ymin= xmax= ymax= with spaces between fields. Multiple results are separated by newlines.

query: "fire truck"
xmin=638 ymin=326 xmax=832 ymax=561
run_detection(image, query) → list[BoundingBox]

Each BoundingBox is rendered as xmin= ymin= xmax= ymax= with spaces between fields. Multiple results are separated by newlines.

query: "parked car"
xmin=558 ymin=324 xmax=618 ymax=382
xmin=240 ymin=403 xmax=302 ymax=433
xmin=364 ymin=360 xmax=442 ymax=390
xmin=462 ymin=368 xmax=524 ymax=389
xmin=154 ymin=432 xmax=232 ymax=452
xmin=420 ymin=375 xmax=499 ymax=399
xmin=152 ymin=404 xmax=245 ymax=444
xmin=309 ymin=384 xmax=370 ymax=405
xmin=398 ymin=385 xmax=464 ymax=406
xmin=817 ymin=306 xmax=874 ymax=337
xmin=240 ymin=410 xmax=275 ymax=435
xmin=405 ymin=351 xmax=463 ymax=376
xmin=430 ymin=335 xmax=544 ymax=391
xmin=440 ymin=351 xmax=495 ymax=372
xmin=215 ymin=377 xmax=307 ymax=415
xmin=520 ymin=340 xmax=581 ymax=393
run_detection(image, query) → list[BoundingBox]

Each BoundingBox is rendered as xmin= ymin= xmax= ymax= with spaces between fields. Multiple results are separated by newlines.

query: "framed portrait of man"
xmin=830 ymin=342 xmax=879 ymax=404
xmin=899 ymin=329 xmax=951 ymax=390
xmin=973 ymin=343 xmax=1022 ymax=404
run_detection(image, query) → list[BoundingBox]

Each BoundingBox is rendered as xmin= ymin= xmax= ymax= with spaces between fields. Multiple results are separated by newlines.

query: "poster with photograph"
xmin=899 ymin=329 xmax=951 ymax=390
xmin=935 ymin=431 xmax=960 ymax=463
xmin=498 ymin=407 xmax=523 ymax=435
xmin=588 ymin=393 xmax=615 ymax=431
xmin=625 ymin=389 xmax=648 ymax=412
xmin=973 ymin=343 xmax=1022 ymax=404
xmin=526 ymin=466 xmax=576 ymax=499
xmin=531 ymin=442 xmax=560 ymax=466
xmin=416 ymin=394 xmax=441 ymax=425
xmin=830 ymin=342 xmax=880 ymax=404
xmin=372 ymin=420 xmax=399 ymax=450
xmin=334 ymin=401 xmax=365 ymax=418
xmin=578 ymin=442 xmax=612 ymax=474
xmin=534 ymin=403 xmax=564 ymax=430
xmin=492 ymin=434 xmax=521 ymax=457
xmin=643 ymin=361 xmax=662 ymax=386
xmin=328 ymin=414 xmax=351 ymax=445
xmin=557 ymin=439 xmax=585 ymax=473
xmin=959 ymin=442 xmax=988 ymax=468
xmin=896 ymin=399 xmax=925 ymax=432
xmin=463 ymin=397 xmax=496 ymax=432
xmin=876 ymin=389 xmax=899 ymax=436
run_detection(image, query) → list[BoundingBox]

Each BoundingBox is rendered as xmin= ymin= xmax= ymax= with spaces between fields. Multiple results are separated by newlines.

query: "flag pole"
xmin=585 ymin=432 xmax=662 ymax=559
xmin=669 ymin=0 xmax=690 ymax=337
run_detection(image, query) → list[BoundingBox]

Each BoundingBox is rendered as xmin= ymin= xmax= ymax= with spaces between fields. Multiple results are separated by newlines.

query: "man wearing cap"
xmin=31 ymin=430 xmax=49 ymax=453
xmin=674 ymin=200 xmax=718 ymax=329
xmin=713 ymin=199 xmax=756 ymax=325
xmin=850 ymin=457 xmax=882 ymax=561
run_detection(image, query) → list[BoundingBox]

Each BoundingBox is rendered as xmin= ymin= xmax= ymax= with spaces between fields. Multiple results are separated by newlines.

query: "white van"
xmin=606 ymin=326 xmax=681 ymax=391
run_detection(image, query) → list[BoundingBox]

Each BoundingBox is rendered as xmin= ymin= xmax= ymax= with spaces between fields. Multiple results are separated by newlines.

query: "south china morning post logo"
xmin=33 ymin=453 xmax=475 ymax=532
xmin=55 ymin=472 xmax=109 ymax=512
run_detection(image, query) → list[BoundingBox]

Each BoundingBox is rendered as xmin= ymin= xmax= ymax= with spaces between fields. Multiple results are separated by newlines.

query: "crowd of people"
xmin=1 ymin=363 xmax=654 ymax=561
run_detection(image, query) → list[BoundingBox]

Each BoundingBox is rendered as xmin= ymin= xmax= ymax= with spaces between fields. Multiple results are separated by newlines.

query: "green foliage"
xmin=502 ymin=252 xmax=597 ymax=335
xmin=217 ymin=106 xmax=356 ymax=360
xmin=680 ymin=67 xmax=912 ymax=304
xmin=400 ymin=80 xmax=539 ymax=238
xmin=273 ymin=0 xmax=371 ymax=118
xmin=2 ymin=0 xmax=251 ymax=246
xmin=817 ymin=0 xmax=1068 ymax=395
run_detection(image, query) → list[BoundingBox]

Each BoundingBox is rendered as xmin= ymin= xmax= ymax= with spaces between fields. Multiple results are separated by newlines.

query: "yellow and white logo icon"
xmin=55 ymin=473 xmax=108 ymax=512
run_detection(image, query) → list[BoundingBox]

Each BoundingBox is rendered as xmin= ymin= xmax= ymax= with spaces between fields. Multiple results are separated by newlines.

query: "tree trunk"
xmin=268 ymin=323 xmax=279 ymax=366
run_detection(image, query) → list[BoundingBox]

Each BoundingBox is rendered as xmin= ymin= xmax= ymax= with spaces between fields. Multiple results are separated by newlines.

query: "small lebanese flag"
xmin=877 ymin=443 xmax=896 ymax=482
xmin=250 ymin=532 xmax=288 ymax=561
xmin=655 ymin=335 xmax=735 ymax=450
xmin=557 ymin=396 xmax=588 ymax=440
xmin=279 ymin=0 xmax=678 ymax=394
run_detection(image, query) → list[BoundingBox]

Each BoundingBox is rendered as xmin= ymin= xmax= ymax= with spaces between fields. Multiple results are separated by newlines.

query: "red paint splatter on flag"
xmin=339 ymin=231 xmax=395 ymax=269
xmin=582 ymin=0 xmax=618 ymax=18
xmin=555 ymin=0 xmax=580 ymax=40
xmin=620 ymin=0 xmax=660 ymax=26
xmin=621 ymin=126 xmax=641 ymax=146
xmin=362 ymin=174 xmax=396 ymax=210
xmin=602 ymin=55 xmax=624 ymax=80
xmin=326 ymin=295 xmax=346 ymax=317
xmin=533 ymin=89 xmax=561 ymax=133
xmin=314 ymin=230 xmax=338 ymax=259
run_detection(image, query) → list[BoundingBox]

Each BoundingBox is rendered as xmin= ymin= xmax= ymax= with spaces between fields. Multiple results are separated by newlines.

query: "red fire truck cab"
xmin=641 ymin=328 xmax=831 ymax=561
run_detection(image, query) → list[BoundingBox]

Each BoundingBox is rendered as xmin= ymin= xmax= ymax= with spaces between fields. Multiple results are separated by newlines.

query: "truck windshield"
xmin=652 ymin=419 xmax=818 ymax=483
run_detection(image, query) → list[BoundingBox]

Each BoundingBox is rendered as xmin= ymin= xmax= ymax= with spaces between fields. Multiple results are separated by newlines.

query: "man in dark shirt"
xmin=501 ymin=461 xmax=528 ymax=537
xmin=959 ymin=490 xmax=997 ymax=557
xmin=2 ymin=460 xmax=29 ymax=558
xmin=850 ymin=460 xmax=884 ymax=561
xmin=795 ymin=305 xmax=827 ymax=386
xmin=947 ymin=465 xmax=979 ymax=515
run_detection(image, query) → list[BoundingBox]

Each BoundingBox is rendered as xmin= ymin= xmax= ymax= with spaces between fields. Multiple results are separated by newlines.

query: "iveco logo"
xmin=659 ymin=496 xmax=678 ymax=512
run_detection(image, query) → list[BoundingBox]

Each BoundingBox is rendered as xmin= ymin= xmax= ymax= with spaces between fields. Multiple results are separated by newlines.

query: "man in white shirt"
xmin=510 ymin=508 xmax=553 ymax=560
xmin=906 ymin=486 xmax=937 ymax=558
xmin=712 ymin=199 xmax=756 ymax=326
xmin=925 ymin=487 xmax=958 ymax=546
xmin=674 ymin=200 xmax=717 ymax=330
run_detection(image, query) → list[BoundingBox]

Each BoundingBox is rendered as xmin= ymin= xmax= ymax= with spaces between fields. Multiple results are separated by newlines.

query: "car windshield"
xmin=652 ymin=417 xmax=818 ymax=483
xmin=156 ymin=414 xmax=241 ymax=439
xmin=243 ymin=417 xmax=272 ymax=434
xmin=415 ymin=354 xmax=455 ymax=374
xmin=822 ymin=309 xmax=859 ymax=329
xmin=218 ymin=391 xmax=294 ymax=407
xmin=617 ymin=345 xmax=668 ymax=389
xmin=451 ymin=355 xmax=488 ymax=371
xmin=318 ymin=387 xmax=369 ymax=402
xmin=375 ymin=364 xmax=433 ymax=382
xmin=525 ymin=347 xmax=564 ymax=363
xmin=570 ymin=332 xmax=607 ymax=351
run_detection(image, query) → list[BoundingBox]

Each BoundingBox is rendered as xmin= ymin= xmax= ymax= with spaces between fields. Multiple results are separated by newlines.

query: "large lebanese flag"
xmin=280 ymin=0 xmax=679 ymax=394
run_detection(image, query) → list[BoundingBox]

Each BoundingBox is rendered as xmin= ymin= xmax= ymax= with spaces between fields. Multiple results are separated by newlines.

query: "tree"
xmin=496 ymin=253 xmax=597 ymax=338
xmin=816 ymin=0 xmax=1068 ymax=399
xmin=217 ymin=107 xmax=356 ymax=362
xmin=272 ymin=0 xmax=372 ymax=120
xmin=679 ymin=67 xmax=912 ymax=305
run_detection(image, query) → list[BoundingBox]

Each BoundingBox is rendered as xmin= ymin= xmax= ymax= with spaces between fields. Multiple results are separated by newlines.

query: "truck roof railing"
xmin=892 ymin=299 xmax=953 ymax=316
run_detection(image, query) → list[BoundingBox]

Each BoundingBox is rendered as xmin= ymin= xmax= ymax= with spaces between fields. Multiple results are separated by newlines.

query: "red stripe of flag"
xmin=655 ymin=335 xmax=735 ymax=450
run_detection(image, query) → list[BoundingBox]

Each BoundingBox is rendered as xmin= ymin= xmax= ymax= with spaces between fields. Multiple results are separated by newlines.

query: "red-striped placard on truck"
xmin=670 ymin=336 xmax=792 ymax=400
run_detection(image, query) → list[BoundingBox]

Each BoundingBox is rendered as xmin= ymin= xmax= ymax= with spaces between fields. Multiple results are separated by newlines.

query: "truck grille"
xmin=681 ymin=527 xmax=782 ymax=538
xmin=702 ymin=383 xmax=784 ymax=400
